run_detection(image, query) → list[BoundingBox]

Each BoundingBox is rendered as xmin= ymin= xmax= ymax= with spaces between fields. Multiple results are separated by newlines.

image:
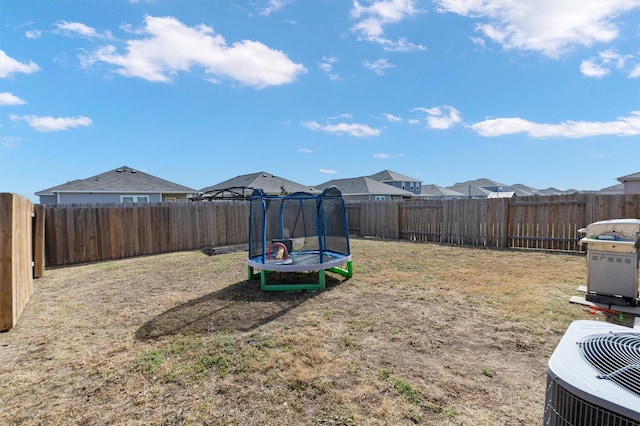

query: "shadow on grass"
xmin=135 ymin=272 xmax=345 ymax=340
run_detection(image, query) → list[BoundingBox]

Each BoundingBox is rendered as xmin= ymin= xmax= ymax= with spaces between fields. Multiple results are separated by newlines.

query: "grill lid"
xmin=579 ymin=332 xmax=640 ymax=397
xmin=582 ymin=218 xmax=640 ymax=241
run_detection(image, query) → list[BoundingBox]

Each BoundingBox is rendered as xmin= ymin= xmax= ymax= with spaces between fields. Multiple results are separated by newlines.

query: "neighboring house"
xmin=599 ymin=183 xmax=625 ymax=195
xmin=368 ymin=170 xmax=423 ymax=195
xmin=447 ymin=178 xmax=512 ymax=198
xmin=419 ymin=184 xmax=465 ymax=200
xmin=487 ymin=191 xmax=516 ymax=199
xmin=617 ymin=172 xmax=640 ymax=195
xmin=198 ymin=171 xmax=318 ymax=200
xmin=510 ymin=184 xmax=537 ymax=197
xmin=36 ymin=165 xmax=196 ymax=205
xmin=316 ymin=176 xmax=413 ymax=201
xmin=537 ymin=187 xmax=569 ymax=196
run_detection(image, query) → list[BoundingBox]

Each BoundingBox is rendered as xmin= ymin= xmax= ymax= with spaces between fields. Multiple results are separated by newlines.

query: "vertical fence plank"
xmin=33 ymin=204 xmax=46 ymax=278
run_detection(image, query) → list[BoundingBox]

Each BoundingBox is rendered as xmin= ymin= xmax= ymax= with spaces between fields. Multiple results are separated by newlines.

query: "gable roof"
xmin=510 ymin=183 xmax=537 ymax=197
xmin=600 ymin=183 xmax=624 ymax=194
xmin=368 ymin=169 xmax=422 ymax=183
xmin=447 ymin=177 xmax=512 ymax=198
xmin=617 ymin=172 xmax=640 ymax=182
xmin=420 ymin=184 xmax=465 ymax=198
xmin=200 ymin=171 xmax=318 ymax=195
xmin=451 ymin=177 xmax=508 ymax=188
xmin=316 ymin=177 xmax=413 ymax=197
xmin=36 ymin=166 xmax=196 ymax=195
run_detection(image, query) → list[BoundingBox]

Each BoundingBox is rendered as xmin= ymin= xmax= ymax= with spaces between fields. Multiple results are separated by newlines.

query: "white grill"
xmin=578 ymin=219 xmax=640 ymax=307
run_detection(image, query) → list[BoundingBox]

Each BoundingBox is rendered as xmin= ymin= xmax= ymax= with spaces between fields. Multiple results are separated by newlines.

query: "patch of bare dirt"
xmin=0 ymin=239 xmax=614 ymax=425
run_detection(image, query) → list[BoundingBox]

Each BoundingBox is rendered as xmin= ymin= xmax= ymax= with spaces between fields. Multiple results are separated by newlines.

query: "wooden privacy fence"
xmin=45 ymin=202 xmax=249 ymax=266
xmin=347 ymin=194 xmax=640 ymax=251
xmin=44 ymin=194 xmax=640 ymax=267
xmin=0 ymin=193 xmax=46 ymax=331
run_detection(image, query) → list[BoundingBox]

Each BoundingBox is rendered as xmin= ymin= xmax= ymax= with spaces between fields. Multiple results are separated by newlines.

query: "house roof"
xmin=451 ymin=178 xmax=508 ymax=188
xmin=35 ymin=166 xmax=196 ymax=195
xmin=447 ymin=178 xmax=511 ymax=198
xmin=368 ymin=169 xmax=422 ymax=183
xmin=617 ymin=171 xmax=640 ymax=183
xmin=487 ymin=191 xmax=516 ymax=198
xmin=316 ymin=177 xmax=414 ymax=197
xmin=420 ymin=184 xmax=465 ymax=197
xmin=537 ymin=187 xmax=567 ymax=196
xmin=600 ymin=183 xmax=624 ymax=194
xmin=510 ymin=184 xmax=537 ymax=197
xmin=200 ymin=171 xmax=318 ymax=195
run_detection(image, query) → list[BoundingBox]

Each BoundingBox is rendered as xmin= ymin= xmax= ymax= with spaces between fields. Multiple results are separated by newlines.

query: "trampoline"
xmin=247 ymin=186 xmax=353 ymax=291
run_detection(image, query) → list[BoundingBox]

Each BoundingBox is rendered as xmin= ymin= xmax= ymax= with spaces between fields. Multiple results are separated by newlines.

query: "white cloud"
xmin=374 ymin=152 xmax=405 ymax=159
xmin=630 ymin=64 xmax=640 ymax=78
xmin=320 ymin=168 xmax=337 ymax=174
xmin=25 ymin=30 xmax=42 ymax=39
xmin=317 ymin=56 xmax=340 ymax=80
xmin=580 ymin=49 xmax=636 ymax=78
xmin=471 ymin=111 xmax=640 ymax=138
xmin=81 ymin=16 xmax=306 ymax=88
xmin=435 ymin=0 xmax=640 ymax=58
xmin=1 ymin=136 xmax=23 ymax=148
xmin=10 ymin=114 xmax=93 ymax=132
xmin=0 ymin=92 xmax=26 ymax=106
xmin=363 ymin=58 xmax=395 ymax=75
xmin=0 ymin=50 xmax=40 ymax=78
xmin=580 ymin=59 xmax=609 ymax=78
xmin=55 ymin=21 xmax=101 ymax=38
xmin=413 ymin=105 xmax=462 ymax=129
xmin=384 ymin=113 xmax=402 ymax=122
xmin=259 ymin=0 xmax=292 ymax=16
xmin=298 ymin=148 xmax=313 ymax=153
xmin=303 ymin=120 xmax=381 ymax=137
xmin=350 ymin=0 xmax=426 ymax=52
xmin=329 ymin=113 xmax=353 ymax=120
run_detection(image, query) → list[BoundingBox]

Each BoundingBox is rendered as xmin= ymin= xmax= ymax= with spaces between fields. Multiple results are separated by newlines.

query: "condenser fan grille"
xmin=579 ymin=333 xmax=640 ymax=397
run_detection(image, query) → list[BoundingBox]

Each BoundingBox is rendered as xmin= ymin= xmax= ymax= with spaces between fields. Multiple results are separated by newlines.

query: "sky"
xmin=1 ymin=0 xmax=639 ymax=201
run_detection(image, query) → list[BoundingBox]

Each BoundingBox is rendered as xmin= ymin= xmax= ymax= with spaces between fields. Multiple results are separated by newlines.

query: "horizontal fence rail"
xmin=44 ymin=194 xmax=640 ymax=266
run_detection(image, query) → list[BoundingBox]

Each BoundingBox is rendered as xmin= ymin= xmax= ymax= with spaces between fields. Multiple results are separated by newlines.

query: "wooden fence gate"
xmin=0 ymin=193 xmax=45 ymax=331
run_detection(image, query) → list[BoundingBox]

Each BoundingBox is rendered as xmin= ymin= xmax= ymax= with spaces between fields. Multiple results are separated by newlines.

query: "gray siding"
xmin=38 ymin=195 xmax=57 ymax=205
xmin=56 ymin=193 xmax=163 ymax=204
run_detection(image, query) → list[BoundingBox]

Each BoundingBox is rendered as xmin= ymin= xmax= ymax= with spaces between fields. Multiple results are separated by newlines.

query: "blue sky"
xmin=1 ymin=0 xmax=639 ymax=200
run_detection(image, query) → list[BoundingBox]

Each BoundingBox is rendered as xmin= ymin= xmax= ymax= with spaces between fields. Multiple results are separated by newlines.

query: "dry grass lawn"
xmin=0 ymin=238 xmax=622 ymax=425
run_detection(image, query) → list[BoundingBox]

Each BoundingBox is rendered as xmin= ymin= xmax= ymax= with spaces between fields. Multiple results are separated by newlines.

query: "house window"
xmin=121 ymin=195 xmax=149 ymax=204
xmin=374 ymin=195 xmax=386 ymax=201
xmin=410 ymin=183 xmax=414 ymax=191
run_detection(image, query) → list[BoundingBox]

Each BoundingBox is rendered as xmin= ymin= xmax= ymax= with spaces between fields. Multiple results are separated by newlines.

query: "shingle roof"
xmin=617 ymin=171 xmax=640 ymax=182
xmin=368 ymin=169 xmax=422 ymax=183
xmin=200 ymin=171 xmax=318 ymax=195
xmin=316 ymin=177 xmax=413 ymax=196
xmin=600 ymin=183 xmax=624 ymax=194
xmin=510 ymin=184 xmax=537 ymax=197
xmin=35 ymin=166 xmax=196 ymax=195
xmin=451 ymin=177 xmax=508 ymax=188
xmin=420 ymin=184 xmax=465 ymax=197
